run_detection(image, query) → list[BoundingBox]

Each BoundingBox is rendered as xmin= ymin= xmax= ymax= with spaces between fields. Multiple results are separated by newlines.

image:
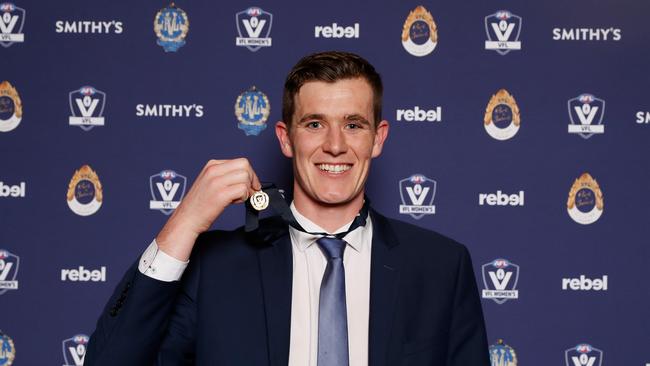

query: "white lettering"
xmin=0 ymin=181 xmax=26 ymax=198
xmin=395 ymin=106 xmax=442 ymax=122
xmin=478 ymin=190 xmax=524 ymax=206
xmin=314 ymin=23 xmax=360 ymax=38
xmin=561 ymin=275 xmax=608 ymax=291
xmin=61 ymin=266 xmax=107 ymax=282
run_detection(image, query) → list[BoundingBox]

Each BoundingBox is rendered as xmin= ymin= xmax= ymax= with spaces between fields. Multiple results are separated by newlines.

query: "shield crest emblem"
xmin=399 ymin=174 xmax=436 ymax=220
xmin=69 ymin=86 xmax=106 ymax=131
xmin=565 ymin=344 xmax=603 ymax=366
xmin=568 ymin=94 xmax=605 ymax=139
xmin=149 ymin=170 xmax=187 ymax=215
xmin=0 ymin=3 xmax=26 ymax=48
xmin=482 ymin=258 xmax=519 ymax=304
xmin=0 ymin=250 xmax=19 ymax=295
xmin=62 ymin=334 xmax=89 ymax=366
xmin=485 ymin=10 xmax=522 ymax=55
xmin=235 ymin=7 xmax=273 ymax=52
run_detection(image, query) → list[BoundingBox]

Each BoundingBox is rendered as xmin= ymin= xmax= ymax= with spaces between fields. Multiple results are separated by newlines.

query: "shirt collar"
xmin=289 ymin=201 xmax=369 ymax=253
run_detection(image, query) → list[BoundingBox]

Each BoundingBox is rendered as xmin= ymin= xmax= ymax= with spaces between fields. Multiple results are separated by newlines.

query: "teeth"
xmin=318 ymin=164 xmax=351 ymax=173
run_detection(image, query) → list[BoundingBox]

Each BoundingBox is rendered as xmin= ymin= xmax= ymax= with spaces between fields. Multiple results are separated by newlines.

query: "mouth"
xmin=316 ymin=163 xmax=353 ymax=174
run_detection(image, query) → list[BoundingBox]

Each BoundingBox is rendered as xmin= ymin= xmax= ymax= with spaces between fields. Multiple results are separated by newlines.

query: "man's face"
xmin=275 ymin=78 xmax=389 ymax=206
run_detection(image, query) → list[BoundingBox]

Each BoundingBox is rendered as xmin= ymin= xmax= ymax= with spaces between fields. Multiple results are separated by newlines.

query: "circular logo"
xmin=401 ymin=6 xmax=438 ymax=57
xmin=484 ymin=89 xmax=520 ymax=140
xmin=235 ymin=86 xmax=270 ymax=136
xmin=0 ymin=81 xmax=22 ymax=133
xmin=250 ymin=190 xmax=269 ymax=211
xmin=489 ymin=339 xmax=517 ymax=366
xmin=154 ymin=4 xmax=189 ymax=52
xmin=67 ymin=165 xmax=103 ymax=216
xmin=0 ymin=331 xmax=15 ymax=366
xmin=567 ymin=173 xmax=603 ymax=224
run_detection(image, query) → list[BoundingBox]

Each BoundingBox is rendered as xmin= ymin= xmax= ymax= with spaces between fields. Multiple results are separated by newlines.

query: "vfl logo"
xmin=0 ymin=249 xmax=19 ymax=295
xmin=149 ymin=170 xmax=187 ymax=215
xmin=485 ymin=10 xmax=522 ymax=55
xmin=565 ymin=344 xmax=603 ymax=366
xmin=568 ymin=94 xmax=605 ymax=139
xmin=62 ymin=334 xmax=89 ymax=366
xmin=482 ymin=258 xmax=519 ymax=304
xmin=399 ymin=174 xmax=436 ymax=219
xmin=69 ymin=86 xmax=106 ymax=131
xmin=235 ymin=7 xmax=272 ymax=51
xmin=0 ymin=3 xmax=25 ymax=47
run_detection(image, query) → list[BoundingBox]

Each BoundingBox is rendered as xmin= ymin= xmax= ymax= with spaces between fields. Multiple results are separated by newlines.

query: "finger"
xmin=222 ymin=183 xmax=250 ymax=204
xmin=250 ymin=168 xmax=262 ymax=191
xmin=204 ymin=158 xmax=253 ymax=180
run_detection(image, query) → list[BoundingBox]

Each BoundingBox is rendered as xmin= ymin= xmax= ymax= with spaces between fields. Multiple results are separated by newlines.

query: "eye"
xmin=345 ymin=122 xmax=363 ymax=130
xmin=306 ymin=121 xmax=322 ymax=129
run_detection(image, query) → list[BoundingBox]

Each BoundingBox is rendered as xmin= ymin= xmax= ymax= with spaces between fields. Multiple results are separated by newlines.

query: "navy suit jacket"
xmin=86 ymin=209 xmax=490 ymax=365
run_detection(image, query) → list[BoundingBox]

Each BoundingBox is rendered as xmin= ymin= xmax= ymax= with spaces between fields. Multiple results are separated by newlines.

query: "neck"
xmin=292 ymin=188 xmax=365 ymax=233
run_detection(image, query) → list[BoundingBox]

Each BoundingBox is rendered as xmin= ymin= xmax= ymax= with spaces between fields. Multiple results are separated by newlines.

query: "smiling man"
xmin=86 ymin=51 xmax=489 ymax=366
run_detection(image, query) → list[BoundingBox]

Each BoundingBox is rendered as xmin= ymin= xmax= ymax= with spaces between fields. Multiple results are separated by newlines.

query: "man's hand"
xmin=156 ymin=158 xmax=261 ymax=261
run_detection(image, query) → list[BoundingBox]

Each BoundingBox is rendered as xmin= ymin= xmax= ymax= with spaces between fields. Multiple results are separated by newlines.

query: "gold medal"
xmin=250 ymin=190 xmax=269 ymax=211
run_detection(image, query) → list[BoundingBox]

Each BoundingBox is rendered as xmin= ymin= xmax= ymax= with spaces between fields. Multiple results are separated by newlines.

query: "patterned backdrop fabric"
xmin=1 ymin=0 xmax=649 ymax=365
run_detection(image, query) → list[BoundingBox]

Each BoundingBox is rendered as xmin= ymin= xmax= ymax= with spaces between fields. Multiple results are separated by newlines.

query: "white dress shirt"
xmin=138 ymin=203 xmax=373 ymax=366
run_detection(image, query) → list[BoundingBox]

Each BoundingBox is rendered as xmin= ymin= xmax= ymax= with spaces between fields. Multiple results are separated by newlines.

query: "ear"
xmin=275 ymin=121 xmax=293 ymax=158
xmin=371 ymin=120 xmax=389 ymax=158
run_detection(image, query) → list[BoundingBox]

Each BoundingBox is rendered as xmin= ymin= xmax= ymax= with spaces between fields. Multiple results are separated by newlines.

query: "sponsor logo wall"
xmin=2 ymin=1 xmax=648 ymax=364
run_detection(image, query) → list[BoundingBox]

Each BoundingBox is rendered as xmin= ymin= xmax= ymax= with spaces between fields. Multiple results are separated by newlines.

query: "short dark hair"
xmin=282 ymin=51 xmax=383 ymax=128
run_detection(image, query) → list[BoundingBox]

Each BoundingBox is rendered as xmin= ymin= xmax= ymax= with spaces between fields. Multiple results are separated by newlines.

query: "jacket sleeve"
xmin=85 ymin=252 xmax=200 ymax=366
xmin=445 ymin=246 xmax=491 ymax=366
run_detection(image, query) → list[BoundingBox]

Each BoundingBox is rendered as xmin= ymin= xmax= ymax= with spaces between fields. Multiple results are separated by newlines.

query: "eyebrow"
xmin=298 ymin=113 xmax=326 ymax=123
xmin=344 ymin=114 xmax=371 ymax=126
xmin=297 ymin=113 xmax=371 ymax=126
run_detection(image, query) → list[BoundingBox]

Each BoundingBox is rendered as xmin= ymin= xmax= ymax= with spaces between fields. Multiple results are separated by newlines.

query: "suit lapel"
xmin=256 ymin=220 xmax=293 ymax=366
xmin=368 ymin=210 xmax=401 ymax=366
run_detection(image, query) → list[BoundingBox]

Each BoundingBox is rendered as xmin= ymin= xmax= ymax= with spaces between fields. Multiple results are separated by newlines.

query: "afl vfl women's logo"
xmin=565 ymin=344 xmax=603 ymax=366
xmin=235 ymin=86 xmax=270 ymax=136
xmin=154 ymin=3 xmax=189 ymax=52
xmin=482 ymin=258 xmax=519 ymax=304
xmin=0 ymin=81 xmax=22 ymax=132
xmin=568 ymin=94 xmax=605 ymax=139
xmin=567 ymin=173 xmax=603 ymax=225
xmin=485 ymin=10 xmax=522 ymax=55
xmin=401 ymin=5 xmax=437 ymax=57
xmin=66 ymin=165 xmax=103 ymax=216
xmin=0 ymin=249 xmax=19 ymax=295
xmin=0 ymin=2 xmax=25 ymax=47
xmin=399 ymin=174 xmax=436 ymax=219
xmin=149 ymin=170 xmax=187 ymax=215
xmin=62 ymin=334 xmax=89 ymax=366
xmin=69 ymin=86 xmax=106 ymax=131
xmin=484 ymin=89 xmax=520 ymax=140
xmin=490 ymin=339 xmax=517 ymax=366
xmin=235 ymin=7 xmax=272 ymax=51
xmin=0 ymin=330 xmax=15 ymax=366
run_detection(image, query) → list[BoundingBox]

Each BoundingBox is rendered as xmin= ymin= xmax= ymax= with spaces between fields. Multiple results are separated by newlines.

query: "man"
xmin=86 ymin=51 xmax=489 ymax=366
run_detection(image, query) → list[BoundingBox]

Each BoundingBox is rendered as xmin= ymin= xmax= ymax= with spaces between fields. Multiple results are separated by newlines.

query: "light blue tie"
xmin=316 ymin=236 xmax=350 ymax=366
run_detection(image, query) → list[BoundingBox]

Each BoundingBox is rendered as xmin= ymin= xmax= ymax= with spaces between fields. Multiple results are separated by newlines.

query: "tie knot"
xmin=316 ymin=237 xmax=346 ymax=259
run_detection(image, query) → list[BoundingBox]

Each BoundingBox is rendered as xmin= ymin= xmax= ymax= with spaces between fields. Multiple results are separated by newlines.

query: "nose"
xmin=322 ymin=124 xmax=348 ymax=156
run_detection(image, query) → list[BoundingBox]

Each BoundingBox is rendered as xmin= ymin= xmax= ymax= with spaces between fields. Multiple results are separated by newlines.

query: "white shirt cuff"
xmin=138 ymin=239 xmax=189 ymax=282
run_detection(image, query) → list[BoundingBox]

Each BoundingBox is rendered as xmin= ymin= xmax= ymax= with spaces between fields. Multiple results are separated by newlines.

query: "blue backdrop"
xmin=2 ymin=0 xmax=649 ymax=365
